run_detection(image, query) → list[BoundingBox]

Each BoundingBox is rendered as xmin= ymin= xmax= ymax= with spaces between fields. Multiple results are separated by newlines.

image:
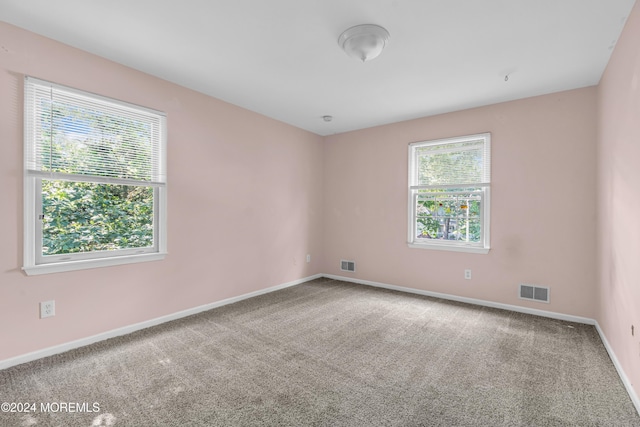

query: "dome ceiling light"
xmin=338 ymin=24 xmax=390 ymax=62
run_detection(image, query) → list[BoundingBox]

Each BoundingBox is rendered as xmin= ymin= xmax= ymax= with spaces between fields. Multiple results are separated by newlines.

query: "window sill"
xmin=408 ymin=243 xmax=489 ymax=254
xmin=23 ymin=252 xmax=167 ymax=276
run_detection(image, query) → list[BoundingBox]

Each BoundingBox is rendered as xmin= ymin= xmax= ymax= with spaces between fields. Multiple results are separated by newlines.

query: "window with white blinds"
xmin=408 ymin=133 xmax=491 ymax=253
xmin=23 ymin=77 xmax=167 ymax=275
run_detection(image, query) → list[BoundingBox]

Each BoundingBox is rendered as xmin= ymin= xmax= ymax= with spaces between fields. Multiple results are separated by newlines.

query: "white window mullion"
xmin=409 ymin=191 xmax=418 ymax=244
xmin=27 ymin=170 xmax=166 ymax=188
xmin=410 ymin=183 xmax=490 ymax=191
xmin=34 ymin=178 xmax=43 ymax=265
xmin=483 ymin=187 xmax=491 ymax=249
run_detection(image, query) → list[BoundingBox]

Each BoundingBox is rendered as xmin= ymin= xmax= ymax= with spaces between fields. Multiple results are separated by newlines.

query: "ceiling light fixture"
xmin=338 ymin=24 xmax=390 ymax=62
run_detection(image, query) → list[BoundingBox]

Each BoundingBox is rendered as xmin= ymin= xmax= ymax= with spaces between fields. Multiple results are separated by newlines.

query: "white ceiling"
xmin=0 ymin=0 xmax=636 ymax=135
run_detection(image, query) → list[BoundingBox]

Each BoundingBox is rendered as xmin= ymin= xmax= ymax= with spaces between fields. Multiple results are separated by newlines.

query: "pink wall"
xmin=322 ymin=88 xmax=598 ymax=318
xmin=0 ymin=22 xmax=324 ymax=360
xmin=597 ymin=0 xmax=640 ymax=402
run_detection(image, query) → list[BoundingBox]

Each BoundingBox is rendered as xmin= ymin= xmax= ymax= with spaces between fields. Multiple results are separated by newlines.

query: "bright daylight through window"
xmin=408 ymin=133 xmax=490 ymax=253
xmin=23 ymin=77 xmax=167 ymax=275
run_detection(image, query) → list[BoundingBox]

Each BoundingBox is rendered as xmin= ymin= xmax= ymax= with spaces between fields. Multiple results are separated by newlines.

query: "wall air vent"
xmin=340 ymin=260 xmax=356 ymax=272
xmin=519 ymin=284 xmax=550 ymax=303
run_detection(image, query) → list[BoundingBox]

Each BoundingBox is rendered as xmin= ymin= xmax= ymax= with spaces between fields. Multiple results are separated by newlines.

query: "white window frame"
xmin=407 ymin=133 xmax=491 ymax=254
xmin=23 ymin=77 xmax=167 ymax=275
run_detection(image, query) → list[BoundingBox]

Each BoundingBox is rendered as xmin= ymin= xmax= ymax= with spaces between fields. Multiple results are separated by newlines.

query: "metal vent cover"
xmin=340 ymin=260 xmax=356 ymax=272
xmin=519 ymin=284 xmax=550 ymax=303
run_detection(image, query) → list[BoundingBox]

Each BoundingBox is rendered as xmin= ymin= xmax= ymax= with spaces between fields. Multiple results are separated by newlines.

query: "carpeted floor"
xmin=1 ymin=278 xmax=638 ymax=426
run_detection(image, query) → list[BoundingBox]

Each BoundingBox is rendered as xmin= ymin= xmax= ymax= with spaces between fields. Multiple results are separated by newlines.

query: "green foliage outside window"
xmin=416 ymin=195 xmax=481 ymax=242
xmin=39 ymin=100 xmax=155 ymax=256
xmin=42 ymin=181 xmax=153 ymax=255
xmin=414 ymin=141 xmax=484 ymax=243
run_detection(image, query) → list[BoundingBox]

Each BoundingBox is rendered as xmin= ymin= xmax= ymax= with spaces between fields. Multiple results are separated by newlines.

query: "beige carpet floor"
xmin=1 ymin=277 xmax=638 ymax=426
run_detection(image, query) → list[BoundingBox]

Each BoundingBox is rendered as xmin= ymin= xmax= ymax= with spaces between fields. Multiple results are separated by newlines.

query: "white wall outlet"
xmin=306 ymin=254 xmax=311 ymax=263
xmin=464 ymin=269 xmax=472 ymax=280
xmin=40 ymin=300 xmax=55 ymax=318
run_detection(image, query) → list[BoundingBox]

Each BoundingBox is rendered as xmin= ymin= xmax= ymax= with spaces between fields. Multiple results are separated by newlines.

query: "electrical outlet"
xmin=40 ymin=300 xmax=55 ymax=319
xmin=464 ymin=269 xmax=472 ymax=280
xmin=306 ymin=254 xmax=311 ymax=263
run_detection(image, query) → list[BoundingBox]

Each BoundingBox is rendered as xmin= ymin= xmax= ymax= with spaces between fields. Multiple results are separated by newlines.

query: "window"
xmin=23 ymin=77 xmax=167 ymax=275
xmin=408 ymin=133 xmax=490 ymax=253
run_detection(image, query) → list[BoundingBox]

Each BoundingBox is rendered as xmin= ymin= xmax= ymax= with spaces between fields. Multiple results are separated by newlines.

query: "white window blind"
xmin=24 ymin=77 xmax=166 ymax=187
xmin=412 ymin=137 xmax=490 ymax=188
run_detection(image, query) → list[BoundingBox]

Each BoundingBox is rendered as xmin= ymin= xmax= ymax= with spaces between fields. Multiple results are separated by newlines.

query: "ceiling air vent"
xmin=519 ymin=284 xmax=550 ymax=303
xmin=340 ymin=260 xmax=356 ymax=272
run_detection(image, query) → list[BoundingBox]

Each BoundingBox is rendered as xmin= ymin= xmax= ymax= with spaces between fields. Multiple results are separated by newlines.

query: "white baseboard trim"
xmin=595 ymin=322 xmax=640 ymax=417
xmin=323 ymin=274 xmax=596 ymax=325
xmin=0 ymin=274 xmax=322 ymax=371
xmin=325 ymin=274 xmax=640 ymax=416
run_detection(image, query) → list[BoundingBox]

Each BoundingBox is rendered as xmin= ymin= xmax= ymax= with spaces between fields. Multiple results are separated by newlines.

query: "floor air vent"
xmin=519 ymin=284 xmax=550 ymax=303
xmin=340 ymin=260 xmax=356 ymax=272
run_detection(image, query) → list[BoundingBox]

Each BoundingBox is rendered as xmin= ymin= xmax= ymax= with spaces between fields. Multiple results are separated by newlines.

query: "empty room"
xmin=1 ymin=1 xmax=639 ymax=426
